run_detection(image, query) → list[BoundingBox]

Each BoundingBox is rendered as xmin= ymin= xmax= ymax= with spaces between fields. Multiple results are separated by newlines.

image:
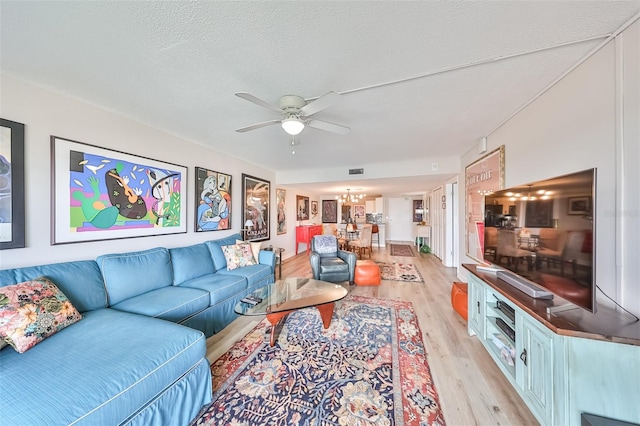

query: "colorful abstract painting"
xmin=195 ymin=167 xmax=231 ymax=232
xmin=51 ymin=136 xmax=187 ymax=244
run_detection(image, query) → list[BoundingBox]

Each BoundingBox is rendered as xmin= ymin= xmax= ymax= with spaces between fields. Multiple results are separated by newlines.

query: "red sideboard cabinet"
xmin=295 ymin=225 xmax=323 ymax=255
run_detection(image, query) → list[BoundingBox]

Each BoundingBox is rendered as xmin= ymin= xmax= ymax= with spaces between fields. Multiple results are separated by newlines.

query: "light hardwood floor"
xmin=205 ymin=242 xmax=539 ymax=425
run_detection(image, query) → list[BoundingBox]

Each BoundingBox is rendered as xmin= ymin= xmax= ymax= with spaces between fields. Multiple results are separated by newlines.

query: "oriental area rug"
xmin=193 ymin=296 xmax=445 ymax=426
xmin=377 ymin=262 xmax=425 ymax=283
xmin=390 ymin=243 xmax=416 ymax=257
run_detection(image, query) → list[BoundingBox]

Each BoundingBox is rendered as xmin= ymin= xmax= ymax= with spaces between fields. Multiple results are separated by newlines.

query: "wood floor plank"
xmin=205 ymin=241 xmax=539 ymax=425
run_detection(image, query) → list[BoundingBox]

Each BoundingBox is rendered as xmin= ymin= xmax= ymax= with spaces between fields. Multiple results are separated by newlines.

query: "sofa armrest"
xmin=309 ymin=253 xmax=321 ymax=279
xmin=258 ymin=249 xmax=276 ymax=273
xmin=337 ymin=250 xmax=357 ymax=283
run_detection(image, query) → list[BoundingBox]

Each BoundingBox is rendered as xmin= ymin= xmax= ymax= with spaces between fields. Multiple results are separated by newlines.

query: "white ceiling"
xmin=1 ymin=1 xmax=638 ymax=196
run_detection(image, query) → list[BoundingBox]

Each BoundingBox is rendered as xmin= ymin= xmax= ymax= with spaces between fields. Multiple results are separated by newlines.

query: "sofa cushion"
xmin=204 ymin=233 xmax=243 ymax=271
xmin=320 ymin=257 xmax=349 ymax=274
xmin=110 ymin=286 xmax=209 ymax=323
xmin=0 ymin=277 xmax=82 ymax=353
xmin=169 ymin=244 xmax=215 ymax=284
xmin=179 ymin=274 xmax=248 ymax=306
xmin=97 ymin=247 xmax=173 ymax=305
xmin=0 ymin=308 xmax=207 ymax=425
xmin=0 ymin=260 xmax=107 ymax=313
xmin=222 ymin=243 xmax=257 ymax=270
xmin=217 ymin=263 xmax=273 ymax=289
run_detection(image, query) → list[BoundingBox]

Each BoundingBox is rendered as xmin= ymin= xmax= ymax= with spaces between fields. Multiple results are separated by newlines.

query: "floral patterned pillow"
xmin=235 ymin=240 xmax=262 ymax=263
xmin=222 ymin=244 xmax=257 ymax=271
xmin=0 ymin=277 xmax=83 ymax=353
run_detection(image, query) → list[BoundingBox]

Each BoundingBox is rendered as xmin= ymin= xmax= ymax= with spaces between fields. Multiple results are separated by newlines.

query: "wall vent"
xmin=349 ymin=168 xmax=364 ymax=175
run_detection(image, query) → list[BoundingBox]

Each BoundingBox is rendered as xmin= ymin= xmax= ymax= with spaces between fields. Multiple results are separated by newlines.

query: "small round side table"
xmin=273 ymin=247 xmax=285 ymax=279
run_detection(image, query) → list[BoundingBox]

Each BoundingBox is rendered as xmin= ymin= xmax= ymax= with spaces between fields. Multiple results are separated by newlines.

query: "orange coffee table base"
xmin=266 ymin=302 xmax=335 ymax=347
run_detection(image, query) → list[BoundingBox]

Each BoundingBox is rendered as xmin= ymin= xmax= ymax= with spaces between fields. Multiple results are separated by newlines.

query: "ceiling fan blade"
xmin=300 ymin=91 xmax=342 ymax=116
xmin=235 ymin=120 xmax=281 ymax=133
xmin=235 ymin=92 xmax=282 ymax=113
xmin=307 ymin=119 xmax=350 ymax=135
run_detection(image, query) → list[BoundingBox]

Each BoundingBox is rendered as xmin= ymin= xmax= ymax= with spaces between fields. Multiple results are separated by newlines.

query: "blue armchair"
xmin=310 ymin=235 xmax=357 ymax=285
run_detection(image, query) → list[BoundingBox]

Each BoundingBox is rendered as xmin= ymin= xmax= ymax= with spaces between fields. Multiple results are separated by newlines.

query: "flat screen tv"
xmin=483 ymin=168 xmax=596 ymax=312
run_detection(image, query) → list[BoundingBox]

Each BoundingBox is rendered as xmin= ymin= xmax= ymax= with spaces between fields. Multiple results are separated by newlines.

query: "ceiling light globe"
xmin=281 ymin=117 xmax=305 ymax=135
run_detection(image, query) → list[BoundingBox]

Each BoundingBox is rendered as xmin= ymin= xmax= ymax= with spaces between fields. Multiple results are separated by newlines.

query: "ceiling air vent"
xmin=349 ymin=168 xmax=364 ymax=175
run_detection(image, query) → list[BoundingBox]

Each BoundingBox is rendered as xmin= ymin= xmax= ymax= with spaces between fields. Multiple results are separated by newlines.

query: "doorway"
xmin=387 ymin=198 xmax=413 ymax=241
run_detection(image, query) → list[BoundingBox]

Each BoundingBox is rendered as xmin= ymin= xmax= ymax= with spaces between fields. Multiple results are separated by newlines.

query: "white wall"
xmin=269 ymin=185 xmax=321 ymax=257
xmin=0 ymin=75 xmax=276 ymax=268
xmin=618 ymin=20 xmax=640 ymax=317
xmin=457 ymin=20 xmax=640 ymax=316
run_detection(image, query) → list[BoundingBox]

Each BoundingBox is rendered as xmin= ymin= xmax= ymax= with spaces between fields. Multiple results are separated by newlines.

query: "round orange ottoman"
xmin=451 ymin=282 xmax=468 ymax=320
xmin=354 ymin=260 xmax=381 ymax=286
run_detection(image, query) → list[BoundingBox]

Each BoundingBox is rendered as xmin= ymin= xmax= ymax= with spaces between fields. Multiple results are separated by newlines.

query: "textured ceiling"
xmin=1 ymin=1 xmax=639 ymax=196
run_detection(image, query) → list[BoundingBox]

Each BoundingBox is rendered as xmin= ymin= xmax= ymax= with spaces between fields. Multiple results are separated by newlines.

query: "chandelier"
xmin=335 ymin=188 xmax=366 ymax=205
xmin=506 ymin=185 xmax=553 ymax=201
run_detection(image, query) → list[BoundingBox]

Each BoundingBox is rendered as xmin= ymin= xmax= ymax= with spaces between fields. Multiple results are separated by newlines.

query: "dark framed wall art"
xmin=276 ymin=188 xmax=287 ymax=235
xmin=0 ymin=118 xmax=25 ymax=250
xmin=525 ymin=199 xmax=554 ymax=228
xmin=413 ymin=200 xmax=423 ymax=222
xmin=567 ymin=196 xmax=591 ymax=215
xmin=296 ymin=195 xmax=309 ymax=221
xmin=321 ymin=199 xmax=337 ymax=223
xmin=242 ymin=173 xmax=270 ymax=242
xmin=51 ymin=136 xmax=188 ymax=244
xmin=195 ymin=167 xmax=231 ymax=232
xmin=311 ymin=200 xmax=318 ymax=218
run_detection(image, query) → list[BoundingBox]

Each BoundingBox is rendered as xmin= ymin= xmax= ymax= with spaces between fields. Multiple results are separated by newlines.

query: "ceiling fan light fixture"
xmin=281 ymin=116 xmax=305 ymax=135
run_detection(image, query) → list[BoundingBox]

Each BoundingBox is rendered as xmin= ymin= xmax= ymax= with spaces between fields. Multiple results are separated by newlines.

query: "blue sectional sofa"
xmin=0 ymin=233 xmax=275 ymax=426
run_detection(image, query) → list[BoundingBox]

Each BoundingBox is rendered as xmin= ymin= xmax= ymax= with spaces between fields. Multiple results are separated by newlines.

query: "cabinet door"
xmin=375 ymin=197 xmax=384 ymax=214
xmin=467 ymin=276 xmax=484 ymax=337
xmin=517 ymin=314 xmax=554 ymax=425
xmin=309 ymin=225 xmax=322 ymax=239
xmin=365 ymin=200 xmax=375 ymax=213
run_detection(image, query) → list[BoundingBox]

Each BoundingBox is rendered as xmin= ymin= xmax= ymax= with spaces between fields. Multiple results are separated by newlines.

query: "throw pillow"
xmin=222 ymin=244 xmax=257 ymax=271
xmin=236 ymin=239 xmax=261 ymax=263
xmin=0 ymin=277 xmax=82 ymax=353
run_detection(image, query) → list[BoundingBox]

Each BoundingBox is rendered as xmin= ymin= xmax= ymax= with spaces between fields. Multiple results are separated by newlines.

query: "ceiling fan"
xmin=235 ymin=91 xmax=350 ymax=136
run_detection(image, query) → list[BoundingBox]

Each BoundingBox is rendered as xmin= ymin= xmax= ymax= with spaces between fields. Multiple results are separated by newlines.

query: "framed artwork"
xmin=567 ymin=196 xmax=590 ymax=215
xmin=321 ymin=199 xmax=337 ymax=223
xmin=51 ymin=136 xmax=187 ymax=244
xmin=525 ymin=200 xmax=554 ymax=227
xmin=311 ymin=200 xmax=318 ymax=218
xmin=413 ymin=200 xmax=423 ymax=222
xmin=195 ymin=167 xmax=231 ymax=232
xmin=0 ymin=118 xmax=25 ymax=250
xmin=276 ymin=188 xmax=287 ymax=235
xmin=296 ymin=195 xmax=309 ymax=221
xmin=242 ymin=173 xmax=270 ymax=242
xmin=465 ymin=145 xmax=505 ymax=261
xmin=354 ymin=204 xmax=365 ymax=219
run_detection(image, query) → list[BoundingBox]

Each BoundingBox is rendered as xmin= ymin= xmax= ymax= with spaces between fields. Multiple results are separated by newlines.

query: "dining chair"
xmin=371 ymin=224 xmax=380 ymax=248
xmin=348 ymin=224 xmax=373 ymax=259
xmin=497 ymin=229 xmax=533 ymax=272
xmin=484 ymin=227 xmax=498 ymax=261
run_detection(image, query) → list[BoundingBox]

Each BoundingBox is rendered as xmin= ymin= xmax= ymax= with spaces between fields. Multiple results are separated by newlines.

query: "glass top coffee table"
xmin=234 ymin=277 xmax=348 ymax=346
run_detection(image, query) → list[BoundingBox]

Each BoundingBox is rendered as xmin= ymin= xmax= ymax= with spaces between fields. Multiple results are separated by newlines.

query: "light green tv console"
xmin=464 ymin=264 xmax=640 ymax=426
